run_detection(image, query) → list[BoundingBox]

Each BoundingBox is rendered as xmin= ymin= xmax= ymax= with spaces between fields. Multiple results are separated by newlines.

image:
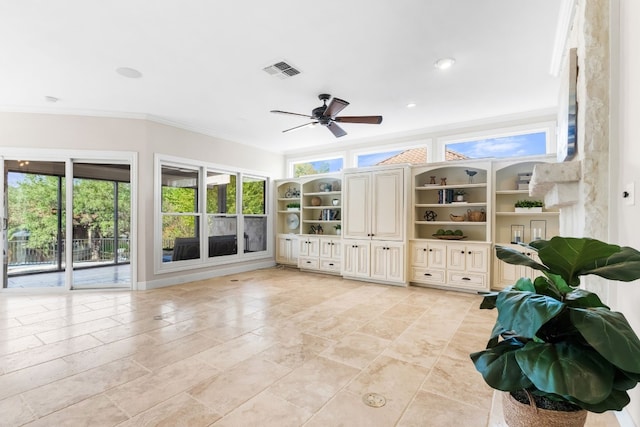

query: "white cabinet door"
xmin=428 ymin=242 xmax=447 ymax=269
xmin=343 ymin=168 xmax=404 ymax=241
xmin=276 ymin=235 xmax=298 ymax=265
xmin=342 ymin=241 xmax=370 ymax=278
xmin=385 ymin=242 xmax=404 ymax=282
xmin=410 ymin=241 xmax=429 ymax=268
xmin=370 ymin=241 xmax=404 ymax=282
xmin=371 ymin=168 xmax=404 ymax=241
xmin=299 ymin=236 xmax=320 ymax=257
xmin=447 ymin=244 xmax=467 ymax=271
xmin=320 ymin=237 xmax=341 ymax=260
xmin=343 ymin=173 xmax=371 ymax=239
xmin=466 ymin=245 xmax=489 ymax=273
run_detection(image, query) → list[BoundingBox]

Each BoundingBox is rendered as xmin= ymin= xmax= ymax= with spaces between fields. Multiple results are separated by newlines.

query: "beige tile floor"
xmin=0 ymin=267 xmax=620 ymax=426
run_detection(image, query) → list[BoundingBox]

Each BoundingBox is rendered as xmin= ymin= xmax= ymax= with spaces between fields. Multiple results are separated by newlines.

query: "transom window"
xmin=444 ymin=131 xmax=547 ymax=161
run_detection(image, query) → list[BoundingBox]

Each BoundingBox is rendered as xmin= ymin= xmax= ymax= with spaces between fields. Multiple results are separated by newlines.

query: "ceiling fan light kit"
xmin=271 ymin=93 xmax=383 ymax=138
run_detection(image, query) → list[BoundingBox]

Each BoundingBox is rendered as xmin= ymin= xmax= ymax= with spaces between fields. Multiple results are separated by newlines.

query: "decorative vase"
xmin=502 ymin=392 xmax=587 ymax=427
xmin=311 ymin=196 xmax=322 ymax=206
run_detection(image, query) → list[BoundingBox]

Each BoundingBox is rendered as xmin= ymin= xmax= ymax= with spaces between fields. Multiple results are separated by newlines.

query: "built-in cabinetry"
xmin=298 ymin=235 xmax=341 ymax=274
xmin=492 ymin=156 xmax=559 ymax=289
xmin=342 ymin=166 xmax=408 ymax=285
xmin=409 ymin=161 xmax=492 ymax=292
xmin=274 ymin=179 xmax=302 ymax=266
xmin=275 ymin=156 xmax=562 ymax=292
xmin=493 ymin=243 xmax=543 ymax=288
xmin=274 ymin=174 xmax=342 ymax=273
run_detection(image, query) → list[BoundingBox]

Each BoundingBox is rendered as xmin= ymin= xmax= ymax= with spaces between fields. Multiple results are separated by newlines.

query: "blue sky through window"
xmin=446 ymin=132 xmax=546 ymax=159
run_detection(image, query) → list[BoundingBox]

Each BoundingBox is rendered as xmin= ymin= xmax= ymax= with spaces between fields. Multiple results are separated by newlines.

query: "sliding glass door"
xmin=1 ymin=156 xmax=134 ymax=290
xmin=4 ymin=159 xmax=67 ymax=288
xmin=71 ymin=162 xmax=131 ymax=289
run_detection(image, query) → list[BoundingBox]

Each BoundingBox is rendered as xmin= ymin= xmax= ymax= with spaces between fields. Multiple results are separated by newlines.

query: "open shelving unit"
xmin=412 ymin=162 xmax=491 ymax=242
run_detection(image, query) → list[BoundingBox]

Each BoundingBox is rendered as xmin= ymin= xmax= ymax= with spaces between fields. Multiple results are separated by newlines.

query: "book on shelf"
xmin=438 ymin=189 xmax=455 ymax=204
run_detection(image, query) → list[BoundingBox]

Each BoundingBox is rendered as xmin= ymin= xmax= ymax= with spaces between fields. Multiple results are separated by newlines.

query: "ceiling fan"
xmin=270 ymin=94 xmax=383 ymax=138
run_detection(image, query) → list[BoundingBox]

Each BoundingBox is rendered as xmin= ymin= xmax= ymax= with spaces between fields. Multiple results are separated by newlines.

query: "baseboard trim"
xmin=138 ymin=260 xmax=276 ymax=290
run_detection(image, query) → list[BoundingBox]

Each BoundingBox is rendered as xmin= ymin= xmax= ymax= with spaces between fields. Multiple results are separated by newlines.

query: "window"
xmin=161 ymin=165 xmax=200 ymax=262
xmin=356 ymin=148 xmax=427 ymax=167
xmin=156 ymin=157 xmax=270 ymax=270
xmin=242 ymin=176 xmax=267 ymax=252
xmin=444 ymin=131 xmax=548 ymax=161
xmin=291 ymin=157 xmax=343 ymax=177
xmin=206 ymin=170 xmax=237 ymax=258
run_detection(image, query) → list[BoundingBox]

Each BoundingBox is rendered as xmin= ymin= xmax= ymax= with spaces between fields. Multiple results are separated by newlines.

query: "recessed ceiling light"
xmin=44 ymin=96 xmax=59 ymax=103
xmin=406 ymin=103 xmax=417 ymax=108
xmin=116 ymin=67 xmax=143 ymax=78
xmin=434 ymin=58 xmax=456 ymax=70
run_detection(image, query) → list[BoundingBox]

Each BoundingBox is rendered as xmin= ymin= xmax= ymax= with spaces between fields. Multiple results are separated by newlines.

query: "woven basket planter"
xmin=502 ymin=392 xmax=587 ymax=427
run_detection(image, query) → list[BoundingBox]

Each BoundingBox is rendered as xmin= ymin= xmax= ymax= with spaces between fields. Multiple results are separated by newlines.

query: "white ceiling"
xmin=0 ymin=1 xmax=564 ymax=154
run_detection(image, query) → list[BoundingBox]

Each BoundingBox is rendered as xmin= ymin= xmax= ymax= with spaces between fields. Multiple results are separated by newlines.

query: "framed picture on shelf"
xmin=530 ymin=220 xmax=546 ymax=241
xmin=511 ymin=225 xmax=524 ymax=244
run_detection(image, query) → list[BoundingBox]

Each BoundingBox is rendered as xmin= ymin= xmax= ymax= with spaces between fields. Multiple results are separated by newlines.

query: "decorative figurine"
xmin=440 ymin=177 xmax=447 ymax=186
xmin=465 ymin=169 xmax=478 ymax=184
xmin=429 ymin=176 xmax=437 ymax=185
xmin=424 ymin=210 xmax=437 ymax=221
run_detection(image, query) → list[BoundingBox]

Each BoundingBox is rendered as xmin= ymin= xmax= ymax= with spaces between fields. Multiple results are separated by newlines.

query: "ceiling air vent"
xmin=262 ymin=61 xmax=301 ymax=79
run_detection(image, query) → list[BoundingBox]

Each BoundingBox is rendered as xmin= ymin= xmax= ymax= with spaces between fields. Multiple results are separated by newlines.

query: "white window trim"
xmin=154 ymin=154 xmax=272 ymax=275
xmin=435 ymin=121 xmax=556 ymax=162
xmin=286 ymin=151 xmax=347 ymax=178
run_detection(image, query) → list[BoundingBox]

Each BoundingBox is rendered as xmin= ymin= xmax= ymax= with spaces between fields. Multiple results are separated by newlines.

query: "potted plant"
xmin=470 ymin=236 xmax=640 ymax=426
xmin=514 ymin=199 xmax=544 ymax=213
xmin=286 ymin=202 xmax=300 ymax=211
xmin=334 ymin=224 xmax=341 ymax=235
xmin=454 ymin=189 xmax=466 ymax=202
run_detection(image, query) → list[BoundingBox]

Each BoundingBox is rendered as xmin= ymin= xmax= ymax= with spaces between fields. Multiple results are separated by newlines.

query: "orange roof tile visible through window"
xmin=374 ymin=147 xmax=469 ymax=165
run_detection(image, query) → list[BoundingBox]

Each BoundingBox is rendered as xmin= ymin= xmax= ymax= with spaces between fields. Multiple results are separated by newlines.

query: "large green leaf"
xmin=495 ymin=245 xmax=548 ymax=272
xmin=587 ymin=247 xmax=640 ymax=282
xmin=570 ymin=308 xmax=640 ymax=373
xmin=470 ymin=338 xmax=533 ymax=391
xmin=496 ymin=291 xmax=565 ymax=338
xmin=515 ymin=341 xmax=614 ymax=404
xmin=564 ymin=288 xmax=609 ymax=309
xmin=533 ymin=237 xmax=635 ymax=286
xmin=568 ymin=389 xmax=630 ymax=413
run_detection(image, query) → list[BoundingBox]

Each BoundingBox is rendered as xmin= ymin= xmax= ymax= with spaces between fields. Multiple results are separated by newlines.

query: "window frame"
xmin=154 ymin=154 xmax=272 ymax=274
xmin=435 ymin=121 xmax=556 ymax=162
xmin=349 ymin=140 xmax=433 ymax=168
xmin=286 ymin=151 xmax=346 ymax=178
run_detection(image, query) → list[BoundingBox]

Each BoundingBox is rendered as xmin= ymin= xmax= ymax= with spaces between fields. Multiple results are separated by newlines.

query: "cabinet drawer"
xmin=448 ymin=271 xmax=486 ymax=289
xmin=411 ymin=267 xmax=446 ymax=284
xmin=298 ymin=257 xmax=319 ymax=270
xmin=320 ymin=259 xmax=341 ymax=273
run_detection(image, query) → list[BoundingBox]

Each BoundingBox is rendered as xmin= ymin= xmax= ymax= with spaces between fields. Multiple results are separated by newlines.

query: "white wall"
xmin=0 ymin=112 xmax=285 ymax=286
xmin=612 ymin=0 xmax=640 ymax=425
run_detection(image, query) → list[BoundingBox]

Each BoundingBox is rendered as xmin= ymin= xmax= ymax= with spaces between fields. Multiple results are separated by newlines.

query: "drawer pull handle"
xmin=468 ymin=251 xmax=472 ymax=254
xmin=460 ymin=251 xmax=465 ymax=254
xmin=329 ymin=263 xmax=334 ymax=266
xmin=429 ymin=249 xmax=432 ymax=252
xmin=462 ymin=277 xmax=471 ymax=281
xmin=423 ymin=273 xmax=432 ymax=276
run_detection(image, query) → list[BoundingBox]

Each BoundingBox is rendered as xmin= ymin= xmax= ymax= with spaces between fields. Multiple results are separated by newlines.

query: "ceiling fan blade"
xmin=334 ymin=115 xmax=383 ymax=124
xmin=282 ymin=122 xmax=318 ymax=133
xmin=323 ymin=97 xmax=349 ymax=118
xmin=326 ymin=122 xmax=347 ymax=138
xmin=270 ymin=110 xmax=314 ymax=119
